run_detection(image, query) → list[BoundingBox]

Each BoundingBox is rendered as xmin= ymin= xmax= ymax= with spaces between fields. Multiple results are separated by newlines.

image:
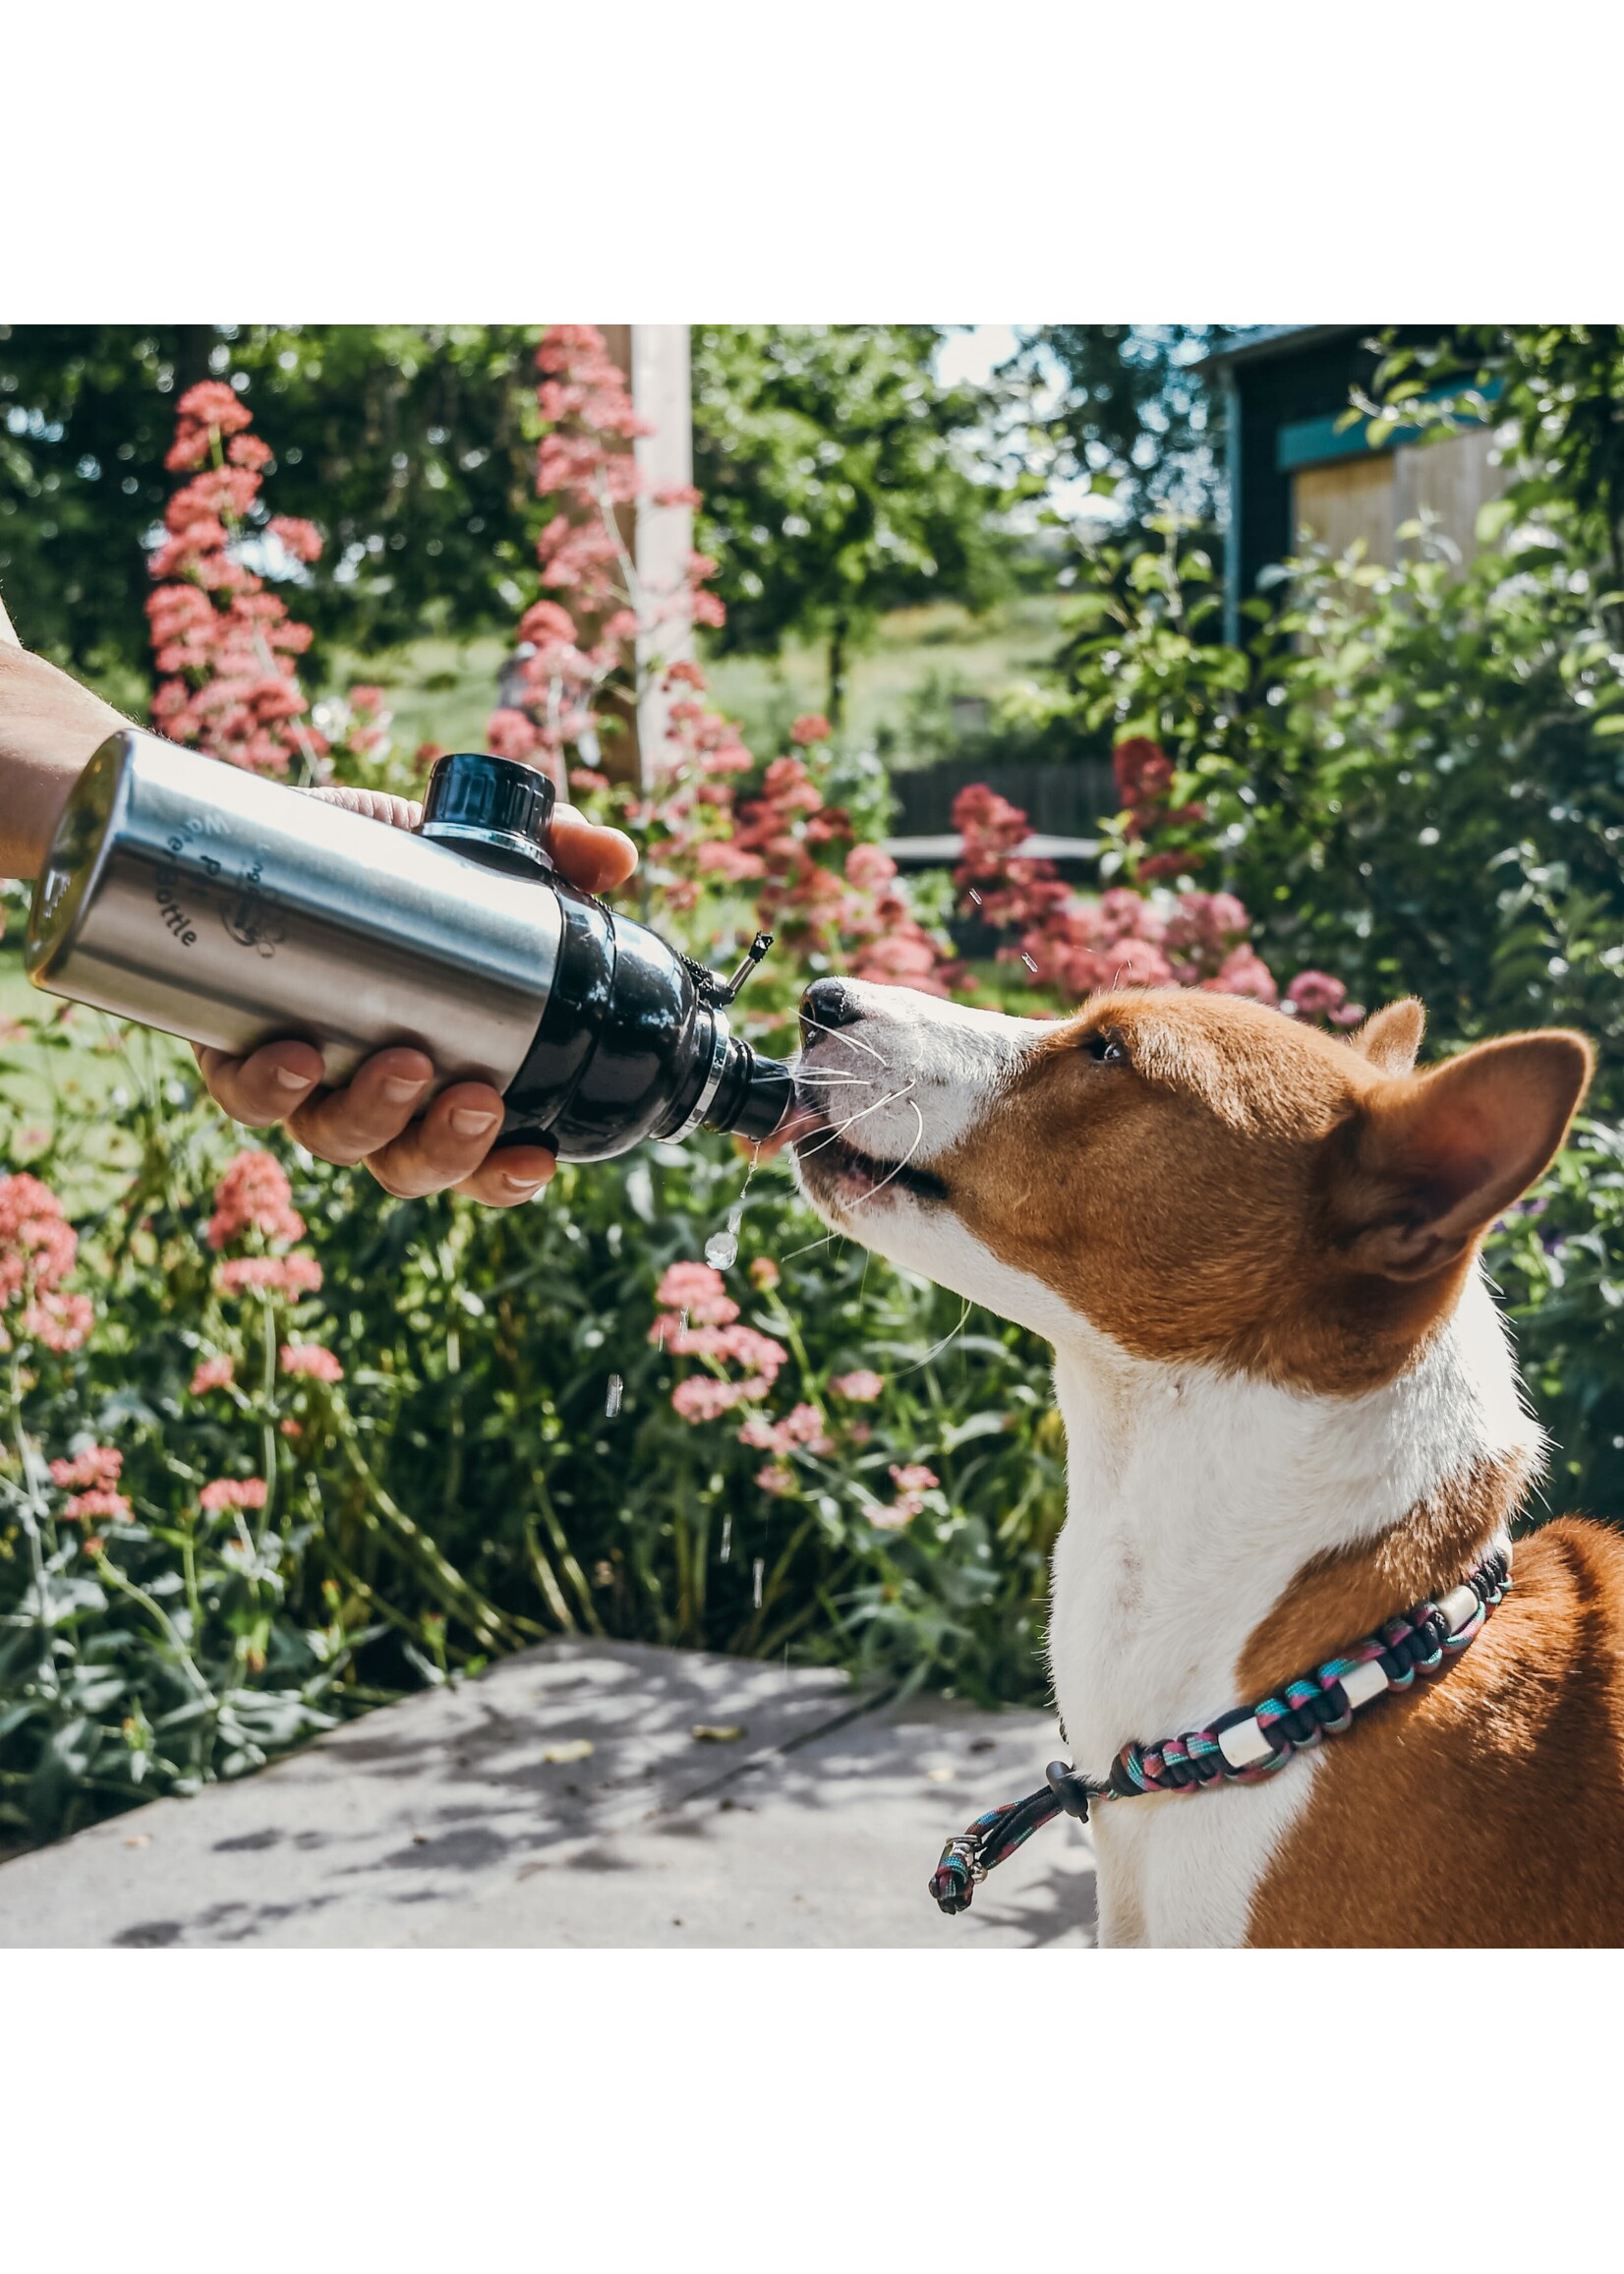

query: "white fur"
xmin=795 ymin=982 xmax=1536 ymax=1948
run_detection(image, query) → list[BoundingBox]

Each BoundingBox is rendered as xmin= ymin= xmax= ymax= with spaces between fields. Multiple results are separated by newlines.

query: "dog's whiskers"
xmin=848 ymin=1098 xmax=927 ymax=1209
xmin=791 ymin=1082 xmax=916 ymax=1162
xmin=798 ymin=1012 xmax=885 ymax=1065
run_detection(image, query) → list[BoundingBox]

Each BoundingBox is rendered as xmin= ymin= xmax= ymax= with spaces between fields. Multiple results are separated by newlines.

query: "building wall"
xmin=1291 ymin=424 xmax=1508 ymax=569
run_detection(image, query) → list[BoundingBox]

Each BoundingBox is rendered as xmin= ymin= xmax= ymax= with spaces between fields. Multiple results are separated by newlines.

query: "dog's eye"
xmin=1083 ymin=1030 xmax=1127 ymax=1066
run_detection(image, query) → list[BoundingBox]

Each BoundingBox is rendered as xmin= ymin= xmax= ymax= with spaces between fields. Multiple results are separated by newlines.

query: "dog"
xmin=790 ymin=974 xmax=1624 ymax=1947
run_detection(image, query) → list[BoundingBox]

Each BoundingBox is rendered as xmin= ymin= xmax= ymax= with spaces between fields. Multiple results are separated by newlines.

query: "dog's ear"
xmin=1335 ymin=1031 xmax=1592 ymax=1281
xmin=1351 ymin=998 xmax=1425 ymax=1076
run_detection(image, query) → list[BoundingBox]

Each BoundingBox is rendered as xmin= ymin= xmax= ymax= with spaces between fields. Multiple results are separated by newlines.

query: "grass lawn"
xmin=318 ymin=594 xmax=1071 ymax=770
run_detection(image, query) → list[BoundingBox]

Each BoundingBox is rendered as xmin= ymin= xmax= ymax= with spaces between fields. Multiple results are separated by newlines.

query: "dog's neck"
xmin=1046 ymin=1266 xmax=1537 ymax=1778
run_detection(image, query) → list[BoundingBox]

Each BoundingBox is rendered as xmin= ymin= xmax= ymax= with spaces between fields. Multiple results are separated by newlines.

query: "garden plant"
xmin=3 ymin=323 xmax=1621 ymax=1848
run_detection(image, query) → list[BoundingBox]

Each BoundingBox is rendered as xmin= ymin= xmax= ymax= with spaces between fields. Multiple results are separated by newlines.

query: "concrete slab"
xmin=0 ymin=1641 xmax=1094 ymax=1949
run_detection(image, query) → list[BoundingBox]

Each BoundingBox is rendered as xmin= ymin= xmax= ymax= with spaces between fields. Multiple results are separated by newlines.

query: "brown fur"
xmin=931 ymin=990 xmax=1590 ymax=1397
xmin=1237 ymin=1450 xmax=1535 ymax=1701
xmin=1246 ymin=1519 xmax=1624 ymax=1946
xmin=867 ymin=987 xmax=1617 ymax=1944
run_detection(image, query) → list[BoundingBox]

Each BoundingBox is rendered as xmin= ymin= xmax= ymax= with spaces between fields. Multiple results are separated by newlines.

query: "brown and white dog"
xmin=791 ymin=975 xmax=1624 ymax=1946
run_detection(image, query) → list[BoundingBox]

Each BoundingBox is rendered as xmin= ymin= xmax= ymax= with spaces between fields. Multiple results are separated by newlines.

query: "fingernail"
xmin=451 ymin=1108 xmax=500 ymax=1138
xmin=501 ymin=1173 xmax=547 ymax=1197
xmin=274 ymin=1067 xmax=315 ymax=1093
xmin=381 ymin=1075 xmax=428 ymax=1104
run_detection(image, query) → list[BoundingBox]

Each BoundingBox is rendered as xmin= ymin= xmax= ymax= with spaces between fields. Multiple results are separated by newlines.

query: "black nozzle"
xmin=704 ymin=1035 xmax=794 ymax=1144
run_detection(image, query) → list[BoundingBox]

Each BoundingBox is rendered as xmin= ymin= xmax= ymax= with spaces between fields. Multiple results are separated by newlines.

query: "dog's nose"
xmin=802 ymin=977 xmax=861 ymax=1044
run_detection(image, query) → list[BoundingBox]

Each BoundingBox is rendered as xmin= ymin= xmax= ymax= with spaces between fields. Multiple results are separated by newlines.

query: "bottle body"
xmin=25 ymin=732 xmax=791 ymax=1162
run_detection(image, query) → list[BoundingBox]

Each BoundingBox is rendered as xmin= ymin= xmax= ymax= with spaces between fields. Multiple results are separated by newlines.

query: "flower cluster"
xmin=953 ymin=783 xmax=1071 ymax=934
xmin=203 ymin=1148 xmax=328 ymax=1304
xmin=207 ymin=1149 xmax=305 ymax=1250
xmin=0 ymin=1171 xmax=92 ymax=1352
xmin=652 ymin=1260 xmax=787 ymax=1421
xmin=1113 ymin=735 xmax=1208 ymax=882
xmin=487 ymin=325 xmax=716 ymax=798
xmin=216 ymin=1254 xmax=323 ymax=1298
xmin=649 ymin=690 xmax=952 ymax=993
xmin=146 ymin=381 xmax=326 ymax=777
xmin=952 ymin=783 xmax=1362 ymax=1023
xmin=737 ymin=1402 xmax=833 ymax=1458
xmin=280 ymin=1343 xmax=343 ymax=1383
xmin=199 ymin=1477 xmax=268 ymax=1512
xmin=189 ymin=1355 xmax=235 ymax=1396
xmin=49 ymin=1444 xmax=131 ymax=1527
xmin=871 ymin=1462 xmax=940 ymax=1531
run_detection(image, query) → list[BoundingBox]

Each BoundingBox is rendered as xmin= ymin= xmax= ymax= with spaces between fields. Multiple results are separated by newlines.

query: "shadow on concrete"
xmin=0 ymin=1640 xmax=1093 ymax=1951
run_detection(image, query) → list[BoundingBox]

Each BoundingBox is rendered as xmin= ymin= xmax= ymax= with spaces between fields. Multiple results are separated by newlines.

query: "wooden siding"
xmin=1292 ymin=423 xmax=1509 ymax=569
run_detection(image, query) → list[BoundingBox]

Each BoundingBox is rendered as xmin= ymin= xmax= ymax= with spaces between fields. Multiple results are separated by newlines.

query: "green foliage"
xmin=1 ymin=1015 xmax=1064 ymax=1847
xmin=0 ymin=323 xmax=543 ymax=689
xmin=692 ymin=325 xmax=1026 ymax=722
xmin=1015 ymin=325 xmax=1224 ymax=526
xmin=1032 ymin=354 xmax=1624 ymax=1526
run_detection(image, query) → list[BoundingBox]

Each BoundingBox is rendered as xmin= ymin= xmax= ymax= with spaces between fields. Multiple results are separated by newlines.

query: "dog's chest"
xmin=1050 ymin=1523 xmax=1322 ymax=1948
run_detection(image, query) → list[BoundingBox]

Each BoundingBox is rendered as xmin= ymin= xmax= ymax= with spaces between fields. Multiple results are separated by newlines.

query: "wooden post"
xmin=596 ymin=324 xmax=694 ymax=790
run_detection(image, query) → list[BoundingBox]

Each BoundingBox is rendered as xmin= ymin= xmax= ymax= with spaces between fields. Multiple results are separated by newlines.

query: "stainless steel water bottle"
xmin=24 ymin=730 xmax=793 ymax=1162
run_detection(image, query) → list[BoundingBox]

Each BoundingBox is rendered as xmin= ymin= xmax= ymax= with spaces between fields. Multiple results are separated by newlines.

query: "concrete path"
xmin=0 ymin=1641 xmax=1095 ymax=1948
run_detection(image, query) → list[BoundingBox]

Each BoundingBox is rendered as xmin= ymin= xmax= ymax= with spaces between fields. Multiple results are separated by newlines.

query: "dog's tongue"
xmin=749 ymin=1101 xmax=826 ymax=1162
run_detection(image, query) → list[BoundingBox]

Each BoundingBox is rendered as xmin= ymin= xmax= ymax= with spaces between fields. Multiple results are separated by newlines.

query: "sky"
xmin=935 ymin=323 xmax=1113 ymax=527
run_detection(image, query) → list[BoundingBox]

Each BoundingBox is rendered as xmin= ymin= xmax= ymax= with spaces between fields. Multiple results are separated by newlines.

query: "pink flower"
xmin=755 ymin=1463 xmax=796 ymax=1495
xmin=266 ymin=515 xmax=322 ymax=563
xmin=671 ymin=1375 xmax=745 ymax=1424
xmin=1204 ymin=945 xmax=1279 ymax=1005
xmin=22 ymin=1292 xmax=94 ymax=1351
xmin=790 ymin=713 xmax=833 ymax=746
xmin=487 ymin=707 xmax=542 ymax=761
xmin=215 ymin=1254 xmax=322 ymax=1298
xmin=829 ymin=1370 xmax=884 ymax=1403
xmin=279 ymin=1343 xmax=343 ymax=1382
xmin=63 ymin=1488 xmax=132 ymax=1523
xmin=696 ymin=843 xmax=768 ymax=883
xmin=200 ymin=1477 xmax=268 ymax=1511
xmin=50 ymin=1444 xmax=123 ymax=1489
xmin=737 ymin=1404 xmax=832 ymax=1457
xmin=189 ymin=1356 xmax=235 ymax=1395
xmin=1 ymin=1173 xmax=90 ymax=1350
xmin=207 ymin=1150 xmax=304 ymax=1251
xmin=716 ymin=1325 xmax=787 ymax=1382
xmin=870 ymin=1462 xmax=941 ymax=1531
xmin=748 ymin=1257 xmax=781 ymax=1291
xmin=1285 ymin=969 xmax=1350 ymax=1020
xmin=655 ymin=1261 xmax=737 ymax=1324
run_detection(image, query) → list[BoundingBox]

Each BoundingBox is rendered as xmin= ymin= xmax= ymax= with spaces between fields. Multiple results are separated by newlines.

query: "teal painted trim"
xmin=1276 ymin=378 xmax=1504 ymax=474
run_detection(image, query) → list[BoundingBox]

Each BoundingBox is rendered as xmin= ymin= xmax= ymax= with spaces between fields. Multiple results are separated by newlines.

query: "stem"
xmin=7 ymin=1350 xmax=59 ymax=1700
xmin=827 ymin=614 xmax=848 ymax=729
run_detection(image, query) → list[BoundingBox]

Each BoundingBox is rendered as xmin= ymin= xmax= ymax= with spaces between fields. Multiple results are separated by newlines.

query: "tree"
xmin=1014 ymin=324 xmax=1224 ymax=528
xmin=0 ymin=324 xmax=543 ymax=690
xmin=691 ymin=325 xmax=1021 ymax=726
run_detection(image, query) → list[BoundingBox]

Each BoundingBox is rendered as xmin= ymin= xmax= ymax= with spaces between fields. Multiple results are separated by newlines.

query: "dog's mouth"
xmin=790 ymin=1121 xmax=948 ymax=1206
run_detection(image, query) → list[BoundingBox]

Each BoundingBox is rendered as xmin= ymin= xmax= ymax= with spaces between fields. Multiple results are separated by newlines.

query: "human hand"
xmin=195 ymin=785 xmax=638 ymax=1207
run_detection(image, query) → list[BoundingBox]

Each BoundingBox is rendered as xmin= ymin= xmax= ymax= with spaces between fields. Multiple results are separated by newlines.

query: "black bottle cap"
xmin=421 ymin=751 xmax=555 ymax=865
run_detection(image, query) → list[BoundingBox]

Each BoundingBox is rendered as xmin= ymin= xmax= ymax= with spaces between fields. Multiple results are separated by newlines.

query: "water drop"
xmin=1021 ymin=953 xmax=1038 ymax=972
xmin=705 ymin=1229 xmax=738 ymax=1269
xmin=721 ymin=1515 xmax=731 ymax=1562
xmin=968 ymin=888 xmax=983 ymax=908
xmin=752 ymin=1557 xmax=764 ymax=1610
xmin=605 ymin=1372 xmax=623 ymax=1419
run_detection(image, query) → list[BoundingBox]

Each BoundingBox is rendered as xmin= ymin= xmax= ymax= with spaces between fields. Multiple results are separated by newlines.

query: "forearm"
xmin=0 ymin=635 xmax=132 ymax=882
